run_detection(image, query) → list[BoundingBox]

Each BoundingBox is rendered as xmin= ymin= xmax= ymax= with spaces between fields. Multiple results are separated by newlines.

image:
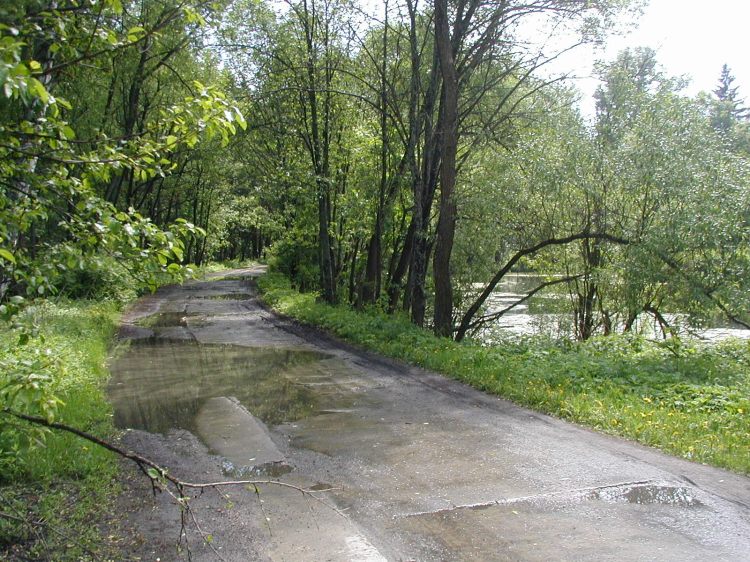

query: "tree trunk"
xmin=361 ymin=0 xmax=390 ymax=305
xmin=432 ymin=0 xmax=459 ymax=338
xmin=300 ymin=0 xmax=337 ymax=303
xmin=317 ymin=185 xmax=336 ymax=303
xmin=348 ymin=237 xmax=361 ymax=305
xmin=387 ymin=218 xmax=414 ymax=313
xmin=362 ymin=215 xmax=383 ymax=304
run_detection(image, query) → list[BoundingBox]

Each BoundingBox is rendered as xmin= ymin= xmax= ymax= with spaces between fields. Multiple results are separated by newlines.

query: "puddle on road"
xmin=213 ymin=275 xmax=253 ymax=282
xmin=109 ymin=341 xmax=337 ymax=431
xmin=397 ymin=482 xmax=706 ymax=560
xmin=135 ymin=311 xmax=206 ymax=328
xmin=108 ymin=338 xmax=364 ymax=474
xmin=221 ymin=459 xmax=293 ymax=478
xmin=587 ymin=484 xmax=703 ymax=507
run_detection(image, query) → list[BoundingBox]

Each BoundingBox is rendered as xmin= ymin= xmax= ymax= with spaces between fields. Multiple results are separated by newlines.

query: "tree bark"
xmin=432 ymin=0 xmax=459 ymax=337
xmin=301 ymin=0 xmax=336 ymax=303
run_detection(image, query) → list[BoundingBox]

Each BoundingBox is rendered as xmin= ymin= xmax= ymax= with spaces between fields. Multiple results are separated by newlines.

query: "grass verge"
xmin=1 ymin=300 xmax=121 ymax=560
xmin=258 ymin=272 xmax=750 ymax=475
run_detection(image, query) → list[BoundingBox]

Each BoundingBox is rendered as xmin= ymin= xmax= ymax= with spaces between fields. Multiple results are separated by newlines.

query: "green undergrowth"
xmin=0 ymin=300 xmax=121 ymax=560
xmin=258 ymin=272 xmax=750 ymax=475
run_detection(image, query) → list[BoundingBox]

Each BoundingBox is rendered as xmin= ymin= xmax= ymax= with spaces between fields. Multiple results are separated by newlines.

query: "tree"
xmin=451 ymin=90 xmax=632 ymax=341
xmin=427 ymin=0 xmax=633 ymax=337
xmin=590 ymin=52 xmax=750 ymax=335
xmin=712 ymin=63 xmax=748 ymax=129
xmin=708 ymin=64 xmax=750 ymax=154
xmin=452 ymin=48 xmax=750 ymax=341
xmin=212 ymin=0 xmax=636 ymax=336
xmin=0 ymin=0 xmax=245 ymax=429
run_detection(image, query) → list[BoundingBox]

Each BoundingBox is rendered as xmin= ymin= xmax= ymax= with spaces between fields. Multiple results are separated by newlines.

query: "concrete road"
xmin=109 ymin=267 xmax=750 ymax=561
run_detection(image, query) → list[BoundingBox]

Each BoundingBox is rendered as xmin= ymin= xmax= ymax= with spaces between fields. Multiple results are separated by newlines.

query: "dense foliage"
xmin=0 ymin=0 xmax=245 ymax=311
xmin=4 ymin=0 xmax=749 ymax=341
xmin=212 ymin=1 xmax=750 ymax=342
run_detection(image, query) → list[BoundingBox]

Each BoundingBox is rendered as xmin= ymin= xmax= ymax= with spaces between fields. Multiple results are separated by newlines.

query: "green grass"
xmin=0 ymin=300 xmax=121 ymax=560
xmin=258 ymin=272 xmax=750 ymax=475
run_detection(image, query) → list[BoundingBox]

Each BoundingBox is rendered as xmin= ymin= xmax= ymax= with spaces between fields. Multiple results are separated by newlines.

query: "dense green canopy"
xmin=1 ymin=0 xmax=749 ymax=340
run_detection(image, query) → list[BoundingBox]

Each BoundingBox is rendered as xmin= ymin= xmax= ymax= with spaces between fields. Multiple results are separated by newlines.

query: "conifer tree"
xmin=711 ymin=64 xmax=749 ymax=133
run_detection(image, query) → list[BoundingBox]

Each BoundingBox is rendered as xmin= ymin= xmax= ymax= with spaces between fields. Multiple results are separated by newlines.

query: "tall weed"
xmin=0 ymin=300 xmax=121 ymax=559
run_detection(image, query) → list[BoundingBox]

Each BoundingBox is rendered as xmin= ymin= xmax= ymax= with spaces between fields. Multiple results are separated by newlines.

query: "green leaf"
xmin=235 ymin=107 xmax=247 ymax=130
xmin=28 ymin=78 xmax=49 ymax=104
xmin=14 ymin=63 xmax=30 ymax=77
xmin=105 ymin=0 xmax=123 ymax=13
xmin=172 ymin=244 xmax=184 ymax=261
xmin=127 ymin=26 xmax=145 ymax=42
xmin=0 ymin=248 xmax=15 ymax=263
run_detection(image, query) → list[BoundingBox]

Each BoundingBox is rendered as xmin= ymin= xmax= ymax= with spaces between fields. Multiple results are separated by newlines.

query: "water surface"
xmin=108 ymin=341 xmax=336 ymax=433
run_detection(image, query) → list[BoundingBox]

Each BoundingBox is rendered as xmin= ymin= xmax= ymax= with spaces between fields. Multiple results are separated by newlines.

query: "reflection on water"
xmin=108 ymin=341 xmax=329 ymax=433
xmin=109 ymin=327 xmax=371 ymax=476
xmin=136 ymin=311 xmax=193 ymax=328
xmin=587 ymin=484 xmax=703 ymax=508
xmin=478 ymin=274 xmax=750 ymax=342
xmin=479 ymin=274 xmax=571 ymax=340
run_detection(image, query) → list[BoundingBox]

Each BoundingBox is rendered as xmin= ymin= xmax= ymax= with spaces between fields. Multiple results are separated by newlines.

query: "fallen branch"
xmin=1 ymin=408 xmax=346 ymax=560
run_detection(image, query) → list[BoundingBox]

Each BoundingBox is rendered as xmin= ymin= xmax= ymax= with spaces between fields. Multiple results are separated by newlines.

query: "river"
xmin=475 ymin=273 xmax=750 ymax=343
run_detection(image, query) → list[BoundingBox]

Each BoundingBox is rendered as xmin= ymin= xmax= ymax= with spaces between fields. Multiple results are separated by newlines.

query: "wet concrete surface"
xmin=110 ymin=266 xmax=750 ymax=561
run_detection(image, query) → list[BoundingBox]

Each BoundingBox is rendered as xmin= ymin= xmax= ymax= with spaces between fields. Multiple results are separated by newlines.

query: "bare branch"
xmin=455 ymin=232 xmax=630 ymax=341
xmin=461 ymin=274 xmax=582 ymax=337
